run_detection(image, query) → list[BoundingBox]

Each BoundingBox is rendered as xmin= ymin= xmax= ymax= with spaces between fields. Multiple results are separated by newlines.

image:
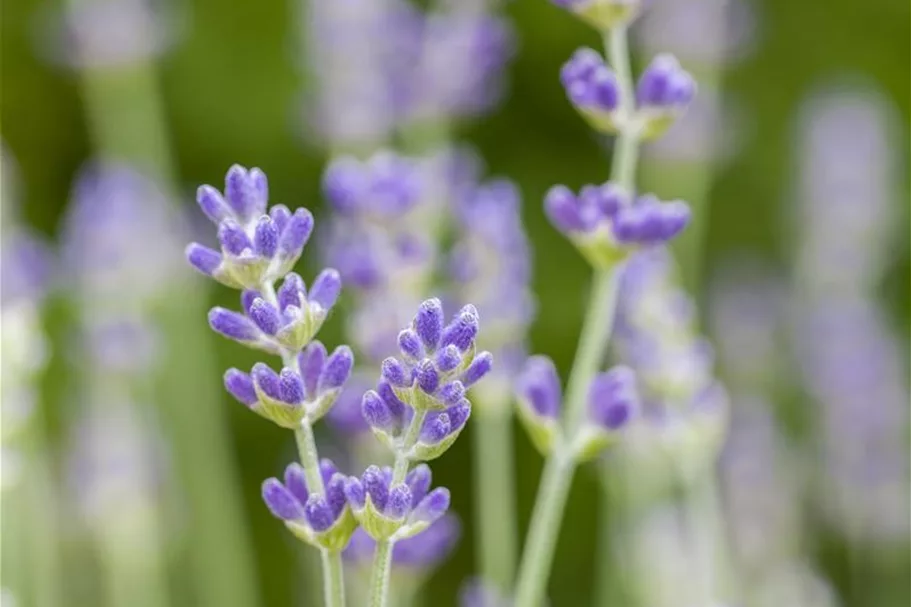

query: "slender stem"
xmin=320 ymin=549 xmax=346 ymax=607
xmin=514 ymin=22 xmax=640 ymax=606
xmin=294 ymin=420 xmax=325 ymax=493
xmin=392 ymin=408 xmax=427 ymax=484
xmin=368 ymin=540 xmax=395 ymax=607
xmin=513 ymin=452 xmax=575 ymax=606
xmin=473 ymin=405 xmax=518 ymax=591
xmin=97 ymin=515 xmax=171 ymax=607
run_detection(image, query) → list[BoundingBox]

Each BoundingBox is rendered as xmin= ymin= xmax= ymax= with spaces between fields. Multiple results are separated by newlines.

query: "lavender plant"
xmin=511 ymin=2 xmax=697 ymax=604
xmin=186 ymin=166 xmax=354 ymax=606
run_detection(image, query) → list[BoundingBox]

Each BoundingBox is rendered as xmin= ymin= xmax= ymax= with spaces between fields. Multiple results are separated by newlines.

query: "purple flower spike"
xmin=382 ymin=357 xmax=410 ymax=387
xmin=398 ymin=329 xmax=425 ymax=360
xmin=362 ymin=465 xmax=389 ymax=510
xmin=186 ymin=243 xmax=223 ymax=276
xmin=309 ymin=268 xmax=342 ymax=311
xmin=262 ymin=478 xmax=305 ymax=521
xmin=386 ymin=484 xmax=413 ymax=519
xmin=415 ymin=298 xmax=445 ymax=350
xmin=441 ymin=304 xmax=480 ymax=351
xmin=411 ymin=487 xmax=451 ymax=524
xmin=321 ymin=346 xmax=354 ymax=390
xmin=304 ymin=495 xmax=335 ymax=532
xmin=208 ymin=307 xmax=259 ymax=342
xmin=587 ymin=365 xmax=639 ymax=430
xmin=224 ymin=368 xmax=258 ymax=407
xmin=284 ymin=463 xmax=310 ymax=505
xmin=299 ymin=341 xmax=328 ymax=398
xmin=248 ymin=298 xmax=281 ymax=335
xmin=462 ymin=351 xmax=494 ymax=387
xmin=196 ymin=185 xmax=231 ymax=224
xmin=516 ymin=356 xmax=563 ymax=418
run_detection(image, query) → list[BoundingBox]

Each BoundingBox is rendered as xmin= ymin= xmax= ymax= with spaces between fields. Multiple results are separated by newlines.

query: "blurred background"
xmin=1 ymin=0 xmax=909 ymax=606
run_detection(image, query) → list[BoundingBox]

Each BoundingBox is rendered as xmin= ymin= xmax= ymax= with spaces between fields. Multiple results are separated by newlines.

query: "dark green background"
xmin=2 ymin=0 xmax=909 ymax=605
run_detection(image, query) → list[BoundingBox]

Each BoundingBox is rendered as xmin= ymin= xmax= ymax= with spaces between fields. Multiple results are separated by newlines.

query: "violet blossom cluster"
xmin=185 ymin=165 xmax=493 ymax=603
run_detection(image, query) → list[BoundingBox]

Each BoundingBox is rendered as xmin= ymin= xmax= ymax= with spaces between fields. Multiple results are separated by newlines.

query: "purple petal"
xmin=381 ymin=357 xmax=410 ymax=387
xmin=414 ymin=298 xmax=444 ymax=350
xmin=186 ymin=243 xmax=222 ymax=276
xmin=217 ymin=219 xmax=252 ymax=256
xmin=208 ymin=307 xmax=259 ymax=342
xmin=420 ymin=413 xmax=451 ymax=444
xmin=440 ymin=305 xmax=479 ymax=351
xmin=326 ymin=473 xmax=348 ymax=518
xmin=446 ymin=401 xmax=471 ymax=432
xmin=462 ymin=351 xmax=493 ymax=387
xmin=224 ymin=368 xmax=257 ymax=407
xmin=435 ymin=345 xmax=462 ymax=373
xmin=438 ymin=381 xmax=465 ymax=406
xmin=309 ymin=268 xmax=342 ymax=311
xmin=588 ymin=365 xmax=639 ymax=430
xmin=411 ymin=488 xmax=450 ymax=523
xmin=262 ymin=478 xmax=305 ymax=521
xmin=344 ymin=477 xmax=366 ymax=509
xmin=398 ymin=329 xmax=425 ymax=360
xmin=405 ymin=465 xmax=432 ymax=507
xmin=251 ymin=363 xmax=283 ymax=401
xmin=386 ymin=484 xmax=412 ymax=519
xmin=516 ymin=356 xmax=562 ymax=418
xmin=320 ymin=346 xmax=354 ymax=390
xmin=283 ymin=463 xmax=310 ymax=505
xmin=362 ymin=390 xmax=395 ymax=432
xmin=196 ymin=185 xmax=231 ymax=224
xmin=278 ymin=208 xmax=314 ymax=258
xmin=544 ymin=185 xmax=584 ymax=233
xmin=417 ymin=360 xmax=440 ymax=394
xmin=279 ymin=368 xmax=305 ymax=405
xmin=298 ymin=341 xmax=328 ymax=399
xmin=304 ymin=495 xmax=335 ymax=532
xmin=253 ymin=216 xmax=279 ymax=258
xmin=248 ymin=298 xmax=281 ymax=335
xmin=362 ymin=465 xmax=389 ymax=511
xmin=278 ymin=273 xmax=306 ymax=311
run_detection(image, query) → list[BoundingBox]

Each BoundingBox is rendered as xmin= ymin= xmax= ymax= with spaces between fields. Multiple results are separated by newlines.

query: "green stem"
xmin=368 ymin=540 xmax=395 ymax=607
xmin=368 ymin=405 xmax=428 ymax=607
xmin=514 ymin=268 xmax=622 ymax=606
xmin=320 ymin=549 xmax=346 ymax=607
xmin=97 ymin=514 xmax=171 ymax=607
xmin=472 ymin=405 xmax=518 ymax=591
xmin=294 ymin=420 xmax=326 ymax=493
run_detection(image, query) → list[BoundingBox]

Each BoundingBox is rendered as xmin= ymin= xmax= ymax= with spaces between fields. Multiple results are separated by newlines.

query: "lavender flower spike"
xmin=261 ymin=460 xmax=357 ymax=551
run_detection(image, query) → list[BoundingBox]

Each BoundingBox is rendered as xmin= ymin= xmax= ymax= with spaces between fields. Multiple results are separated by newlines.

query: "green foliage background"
xmin=2 ymin=0 xmax=909 ymax=605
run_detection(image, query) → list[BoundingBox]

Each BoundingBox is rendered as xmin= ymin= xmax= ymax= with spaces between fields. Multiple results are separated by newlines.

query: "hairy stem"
xmin=320 ymin=549 xmax=346 ymax=607
xmin=368 ymin=539 xmax=395 ymax=607
xmin=294 ymin=420 xmax=325 ymax=493
xmin=473 ymin=404 xmax=518 ymax=591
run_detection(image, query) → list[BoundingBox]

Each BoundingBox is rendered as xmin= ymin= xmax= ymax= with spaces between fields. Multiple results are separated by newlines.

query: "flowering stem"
xmin=393 ymin=407 xmax=427 ymax=483
xmin=514 ymin=269 xmax=621 ymax=606
xmin=368 ymin=539 xmax=395 ymax=607
xmin=515 ymin=21 xmax=639 ymax=606
xmin=294 ymin=420 xmax=326 ymax=493
xmin=320 ymin=549 xmax=346 ymax=607
xmin=473 ymin=405 xmax=518 ymax=591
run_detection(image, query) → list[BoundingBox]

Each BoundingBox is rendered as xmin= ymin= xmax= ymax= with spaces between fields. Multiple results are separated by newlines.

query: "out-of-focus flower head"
xmin=561 ymin=48 xmax=696 ymax=139
xmin=448 ymin=176 xmax=535 ymax=405
xmin=550 ymin=0 xmax=642 ymax=31
xmin=546 ymin=183 xmax=690 ymax=269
